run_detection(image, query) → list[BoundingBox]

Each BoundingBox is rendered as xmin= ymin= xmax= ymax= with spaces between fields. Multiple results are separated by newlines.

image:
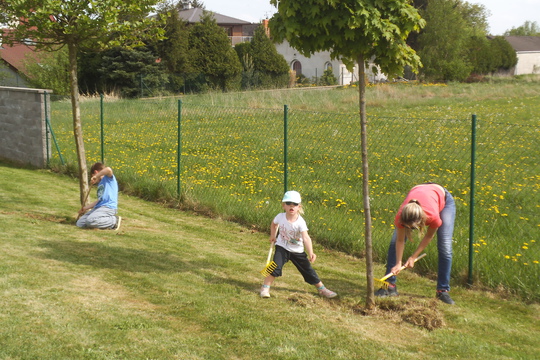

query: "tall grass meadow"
xmin=47 ymin=80 xmax=539 ymax=301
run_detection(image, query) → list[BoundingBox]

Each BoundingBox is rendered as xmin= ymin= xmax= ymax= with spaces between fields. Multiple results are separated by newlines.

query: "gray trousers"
xmin=76 ymin=206 xmax=117 ymax=229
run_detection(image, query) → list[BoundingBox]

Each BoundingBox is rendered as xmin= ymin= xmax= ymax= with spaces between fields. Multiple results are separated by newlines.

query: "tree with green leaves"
xmin=98 ymin=46 xmax=168 ymax=98
xmin=457 ymin=1 xmax=490 ymax=36
xmin=0 ymin=0 xmax=164 ymax=205
xmin=490 ymin=36 xmax=518 ymax=71
xmin=23 ymin=47 xmax=70 ymax=95
xmin=188 ymin=11 xmax=241 ymax=91
xmin=250 ymin=26 xmax=289 ymax=89
xmin=416 ymin=0 xmax=473 ymax=81
xmin=319 ymin=67 xmax=337 ymax=86
xmin=234 ymin=42 xmax=256 ymax=89
xmin=465 ymin=35 xmax=493 ymax=75
xmin=235 ymin=26 xmax=289 ymax=89
xmin=269 ymin=0 xmax=425 ymax=308
xmin=176 ymin=0 xmax=205 ymax=9
xmin=155 ymin=3 xmax=191 ymax=92
xmin=504 ymin=21 xmax=540 ymax=36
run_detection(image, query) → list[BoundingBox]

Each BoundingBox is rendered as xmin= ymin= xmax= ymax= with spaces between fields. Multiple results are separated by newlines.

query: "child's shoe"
xmin=260 ymin=285 xmax=270 ymax=298
xmin=112 ymin=216 xmax=122 ymax=231
xmin=318 ymin=286 xmax=337 ymax=298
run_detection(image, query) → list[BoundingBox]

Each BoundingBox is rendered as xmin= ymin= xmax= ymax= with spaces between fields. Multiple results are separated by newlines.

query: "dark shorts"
xmin=270 ymin=245 xmax=321 ymax=285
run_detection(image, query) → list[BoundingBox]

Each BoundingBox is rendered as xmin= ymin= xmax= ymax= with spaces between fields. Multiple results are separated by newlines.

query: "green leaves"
xmin=0 ymin=0 xmax=165 ymax=51
xmin=269 ymin=0 xmax=425 ymax=79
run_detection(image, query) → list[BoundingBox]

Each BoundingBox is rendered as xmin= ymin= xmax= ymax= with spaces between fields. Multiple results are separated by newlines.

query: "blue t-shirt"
xmin=95 ymin=175 xmax=118 ymax=209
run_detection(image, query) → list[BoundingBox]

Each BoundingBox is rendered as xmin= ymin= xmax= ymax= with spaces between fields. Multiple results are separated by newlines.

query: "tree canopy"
xmin=0 ymin=0 xmax=165 ymax=204
xmin=187 ymin=11 xmax=242 ymax=91
xmin=414 ymin=0 xmax=516 ymax=81
xmin=504 ymin=21 xmax=540 ymax=36
xmin=269 ymin=0 xmax=425 ymax=78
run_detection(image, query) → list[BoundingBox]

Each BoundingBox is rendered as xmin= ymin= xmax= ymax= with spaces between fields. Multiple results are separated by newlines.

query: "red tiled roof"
xmin=0 ymin=29 xmax=40 ymax=75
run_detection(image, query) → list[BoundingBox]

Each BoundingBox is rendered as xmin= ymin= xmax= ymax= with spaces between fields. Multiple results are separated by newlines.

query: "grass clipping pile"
xmin=287 ymin=292 xmax=445 ymax=331
xmin=356 ymin=298 xmax=446 ymax=331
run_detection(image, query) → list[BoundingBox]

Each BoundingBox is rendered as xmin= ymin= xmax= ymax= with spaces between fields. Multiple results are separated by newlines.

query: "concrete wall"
xmin=0 ymin=86 xmax=51 ymax=168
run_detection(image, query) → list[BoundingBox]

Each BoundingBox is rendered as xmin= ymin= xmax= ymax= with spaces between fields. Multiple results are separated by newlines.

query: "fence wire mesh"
xmin=48 ymin=95 xmax=539 ymax=300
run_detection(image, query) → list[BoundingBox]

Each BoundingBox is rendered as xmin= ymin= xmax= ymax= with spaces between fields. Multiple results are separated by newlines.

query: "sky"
xmin=200 ymin=0 xmax=540 ymax=36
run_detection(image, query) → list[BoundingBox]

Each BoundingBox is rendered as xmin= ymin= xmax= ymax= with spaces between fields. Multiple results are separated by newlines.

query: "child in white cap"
xmin=260 ymin=190 xmax=337 ymax=298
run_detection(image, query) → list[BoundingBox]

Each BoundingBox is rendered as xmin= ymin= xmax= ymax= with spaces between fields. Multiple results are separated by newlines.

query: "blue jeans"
xmin=384 ymin=188 xmax=456 ymax=291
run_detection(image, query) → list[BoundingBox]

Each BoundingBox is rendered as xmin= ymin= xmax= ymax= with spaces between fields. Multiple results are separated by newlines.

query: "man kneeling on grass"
xmin=77 ymin=162 xmax=121 ymax=231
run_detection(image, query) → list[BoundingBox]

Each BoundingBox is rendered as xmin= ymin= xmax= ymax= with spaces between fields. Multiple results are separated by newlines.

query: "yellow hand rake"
xmin=260 ymin=244 xmax=277 ymax=277
xmin=375 ymin=253 xmax=427 ymax=289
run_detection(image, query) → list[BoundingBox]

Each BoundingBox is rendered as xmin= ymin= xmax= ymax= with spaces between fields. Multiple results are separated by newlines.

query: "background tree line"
xmin=409 ymin=0 xmax=523 ymax=82
xmin=23 ymin=2 xmax=290 ymax=97
xmin=20 ymin=0 xmax=537 ymax=96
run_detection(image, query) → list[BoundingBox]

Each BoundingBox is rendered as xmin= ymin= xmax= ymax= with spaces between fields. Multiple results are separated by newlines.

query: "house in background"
xmin=274 ymin=40 xmax=387 ymax=85
xmin=263 ymin=20 xmax=386 ymax=85
xmin=0 ymin=30 xmax=36 ymax=87
xmin=177 ymin=3 xmax=257 ymax=45
xmin=504 ymin=36 xmax=540 ymax=75
xmin=176 ymin=5 xmax=386 ymax=86
xmin=177 ymin=6 xmax=384 ymax=86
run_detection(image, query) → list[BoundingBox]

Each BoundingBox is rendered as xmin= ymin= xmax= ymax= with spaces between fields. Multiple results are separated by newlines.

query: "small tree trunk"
xmin=68 ymin=42 xmax=89 ymax=205
xmin=358 ymin=55 xmax=375 ymax=309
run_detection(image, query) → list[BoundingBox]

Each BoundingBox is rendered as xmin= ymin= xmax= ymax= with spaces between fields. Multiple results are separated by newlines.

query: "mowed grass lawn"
xmin=0 ymin=163 xmax=538 ymax=359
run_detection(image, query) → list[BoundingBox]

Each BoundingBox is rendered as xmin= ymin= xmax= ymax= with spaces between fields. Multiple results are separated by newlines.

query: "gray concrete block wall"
xmin=0 ymin=86 xmax=52 ymax=168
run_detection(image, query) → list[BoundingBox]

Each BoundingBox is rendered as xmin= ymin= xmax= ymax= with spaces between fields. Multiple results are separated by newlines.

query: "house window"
xmin=292 ymin=60 xmax=302 ymax=76
xmin=324 ymin=62 xmax=333 ymax=70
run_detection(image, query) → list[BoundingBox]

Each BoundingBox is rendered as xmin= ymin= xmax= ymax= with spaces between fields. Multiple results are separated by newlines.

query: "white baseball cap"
xmin=282 ymin=191 xmax=301 ymax=204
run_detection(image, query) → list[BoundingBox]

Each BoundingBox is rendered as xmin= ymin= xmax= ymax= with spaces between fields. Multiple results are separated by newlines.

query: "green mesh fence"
xmin=48 ymin=95 xmax=539 ymax=300
xmin=473 ymin=119 xmax=538 ymax=297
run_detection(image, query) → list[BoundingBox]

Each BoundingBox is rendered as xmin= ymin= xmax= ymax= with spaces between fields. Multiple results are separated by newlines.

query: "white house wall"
xmin=275 ymin=41 xmax=387 ymax=85
xmin=514 ymin=52 xmax=540 ymax=75
xmin=275 ymin=41 xmax=342 ymax=83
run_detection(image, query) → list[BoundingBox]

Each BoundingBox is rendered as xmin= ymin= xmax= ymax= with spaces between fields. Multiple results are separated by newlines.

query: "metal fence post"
xmin=100 ymin=94 xmax=104 ymax=163
xmin=44 ymin=91 xmax=50 ymax=166
xmin=283 ymin=104 xmax=289 ymax=194
xmin=44 ymin=91 xmax=65 ymax=166
xmin=177 ymin=99 xmax=182 ymax=200
xmin=468 ymin=114 xmax=477 ymax=286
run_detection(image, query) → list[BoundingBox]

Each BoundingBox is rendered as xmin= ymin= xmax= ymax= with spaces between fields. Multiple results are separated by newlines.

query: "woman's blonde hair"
xmin=400 ymin=199 xmax=427 ymax=238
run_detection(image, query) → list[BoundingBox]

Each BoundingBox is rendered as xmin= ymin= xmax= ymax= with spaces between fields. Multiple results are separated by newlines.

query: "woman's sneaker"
xmin=318 ymin=287 xmax=338 ymax=298
xmin=436 ymin=290 xmax=455 ymax=305
xmin=375 ymin=284 xmax=398 ymax=297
